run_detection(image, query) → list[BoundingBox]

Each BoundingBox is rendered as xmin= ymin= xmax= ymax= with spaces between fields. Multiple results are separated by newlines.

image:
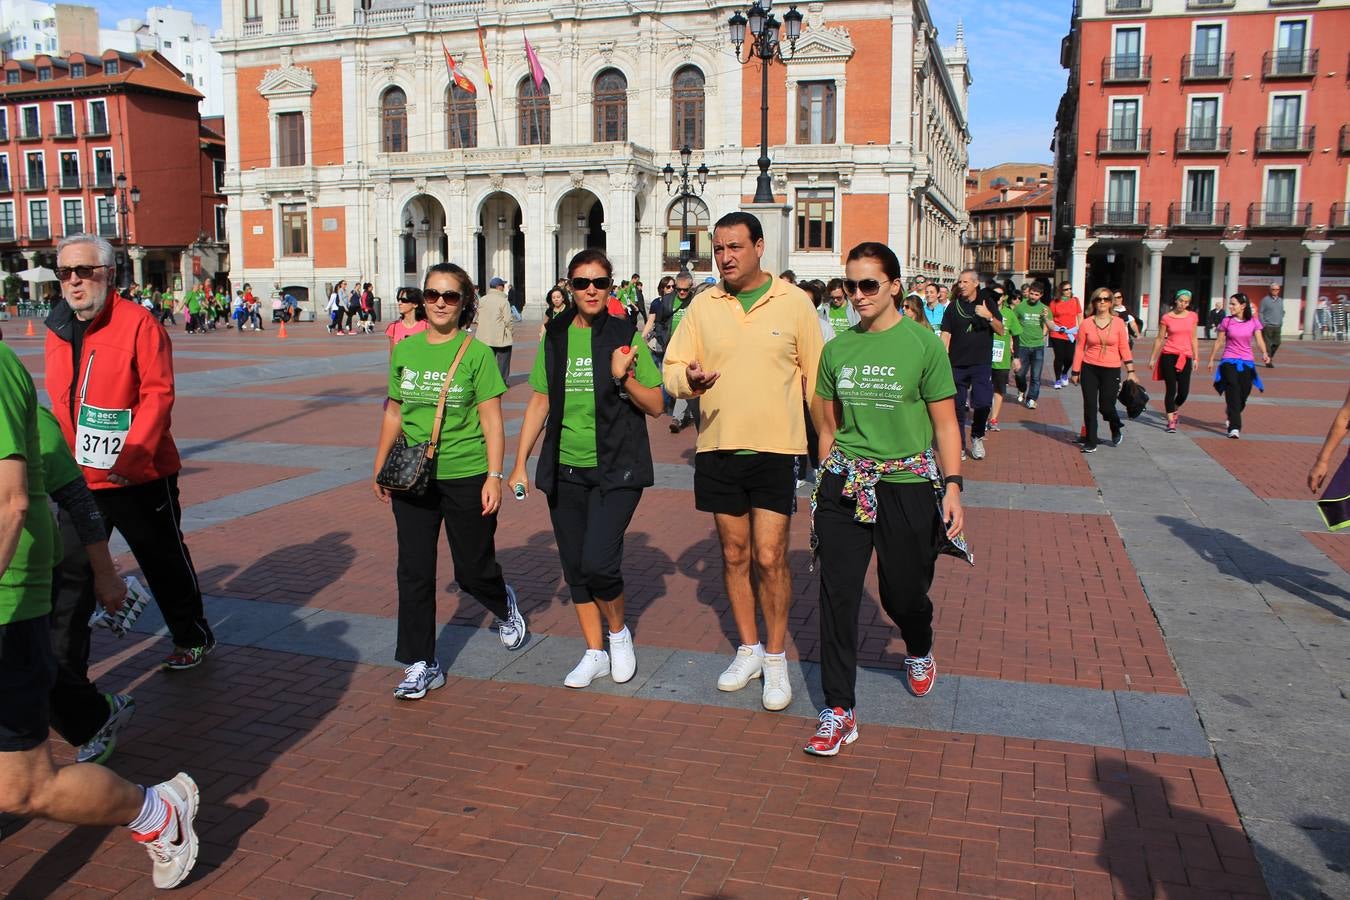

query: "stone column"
xmin=524 ymin=176 xmax=548 ymax=313
xmin=1070 ymin=227 xmax=1094 ymax=306
xmin=1142 ymin=238 xmax=1171 ymax=333
xmin=1219 ymin=240 xmax=1250 ymax=307
xmin=1302 ymin=239 xmax=1334 ymax=338
xmin=128 ymin=246 xmax=146 ymax=287
xmin=605 ymin=170 xmax=639 ymax=279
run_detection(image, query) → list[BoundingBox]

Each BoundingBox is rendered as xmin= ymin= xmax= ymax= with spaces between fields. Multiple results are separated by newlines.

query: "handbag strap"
xmin=425 ymin=335 xmax=474 ymax=459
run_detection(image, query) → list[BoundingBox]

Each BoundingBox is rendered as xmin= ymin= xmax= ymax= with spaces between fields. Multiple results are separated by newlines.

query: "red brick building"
xmin=965 ymin=179 xmax=1055 ymax=287
xmin=0 ymin=49 xmax=227 ymax=294
xmin=1053 ymin=0 xmax=1350 ymax=335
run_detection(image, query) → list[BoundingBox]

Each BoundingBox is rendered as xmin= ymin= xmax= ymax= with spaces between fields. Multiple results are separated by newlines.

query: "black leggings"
xmin=1051 ymin=338 xmax=1076 ymax=381
xmin=1159 ymin=354 xmax=1193 ymax=414
xmin=814 ymin=474 xmax=939 ymax=712
xmin=547 ymin=466 xmax=642 ymax=605
xmin=1079 ymin=364 xmax=1122 ymax=447
xmin=1219 ymin=362 xmax=1255 ymax=431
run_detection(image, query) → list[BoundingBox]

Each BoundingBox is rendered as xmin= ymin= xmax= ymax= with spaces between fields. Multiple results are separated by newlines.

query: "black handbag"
xmin=376 ymin=336 xmax=473 ymax=493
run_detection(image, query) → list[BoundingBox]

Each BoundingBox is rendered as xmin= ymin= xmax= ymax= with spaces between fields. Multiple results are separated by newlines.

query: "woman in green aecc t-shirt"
xmin=373 ymin=262 xmax=528 ymax=703
xmin=804 ymin=241 xmax=966 ymax=759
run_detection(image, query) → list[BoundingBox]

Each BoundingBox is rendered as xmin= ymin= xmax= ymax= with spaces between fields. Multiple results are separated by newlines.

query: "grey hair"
xmin=674 ymin=269 xmax=694 ymax=284
xmin=56 ymin=234 xmax=116 ymax=266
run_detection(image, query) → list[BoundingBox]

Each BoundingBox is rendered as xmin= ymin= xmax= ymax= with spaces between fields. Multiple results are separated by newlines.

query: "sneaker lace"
xmin=814 ymin=709 xmax=841 ymax=739
xmin=907 ymin=656 xmax=933 ymax=679
xmin=400 ymin=661 xmax=428 ymax=686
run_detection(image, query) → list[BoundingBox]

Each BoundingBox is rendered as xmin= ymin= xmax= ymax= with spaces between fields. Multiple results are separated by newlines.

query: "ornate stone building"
xmin=217 ymin=0 xmax=969 ymax=314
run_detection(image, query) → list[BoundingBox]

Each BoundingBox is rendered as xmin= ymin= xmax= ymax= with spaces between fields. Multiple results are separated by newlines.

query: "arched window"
xmin=671 ymin=66 xmax=705 ymax=150
xmin=381 ymin=87 xmax=407 ymax=153
xmin=518 ymin=77 xmax=550 ymax=145
xmin=664 ymin=195 xmax=711 ymax=272
xmin=592 ymin=69 xmax=627 ymax=143
xmin=446 ymin=84 xmax=477 ymax=149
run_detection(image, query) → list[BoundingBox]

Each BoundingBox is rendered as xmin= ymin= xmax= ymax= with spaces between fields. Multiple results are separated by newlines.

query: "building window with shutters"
xmin=795 ymin=189 xmax=835 ymax=251
xmin=796 ymin=81 xmax=836 ymax=144
xmin=276 ymin=111 xmax=305 ymax=166
xmin=671 ymin=66 xmax=704 ymax=150
xmin=280 ymin=203 xmax=308 ymax=256
xmin=518 ymin=77 xmax=550 ymax=146
xmin=592 ymin=69 xmax=627 ymax=143
xmin=381 ymin=87 xmax=407 ymax=153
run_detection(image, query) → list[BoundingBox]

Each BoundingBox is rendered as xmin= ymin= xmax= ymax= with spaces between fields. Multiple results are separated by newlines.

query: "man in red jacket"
xmin=44 ymin=235 xmax=214 ymax=671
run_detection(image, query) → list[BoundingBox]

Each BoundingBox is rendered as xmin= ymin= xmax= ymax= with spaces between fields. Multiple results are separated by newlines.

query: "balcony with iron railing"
xmin=22 ymin=174 xmax=46 ymax=192
xmin=28 ymin=225 xmax=50 ymax=240
xmin=1102 ymin=55 xmax=1151 ymax=83
xmin=0 ymin=226 xmax=14 ymax=242
xmin=1328 ymin=203 xmax=1350 ymax=232
xmin=1168 ymin=202 xmax=1231 ymax=229
xmin=84 ymin=122 xmax=110 ymax=138
xmin=1186 ymin=0 xmax=1234 ymax=9
xmin=52 ymin=124 xmax=77 ymax=140
xmin=661 ymin=253 xmax=712 ymax=272
xmin=1174 ymin=127 xmax=1232 ymax=154
xmin=96 ymin=220 xmax=118 ymax=238
xmin=1097 ymin=128 xmax=1152 ymax=155
xmin=58 ymin=174 xmax=81 ymax=190
xmin=17 ymin=126 xmax=42 ymax=142
xmin=0 ymin=177 xmax=9 ymax=193
xmin=1106 ymin=0 xmax=1151 ymax=12
xmin=1255 ymin=125 xmax=1315 ymax=154
xmin=1262 ymin=49 xmax=1317 ymax=79
xmin=1091 ymin=202 xmax=1150 ymax=229
xmin=1181 ymin=52 xmax=1233 ymax=81
xmin=1247 ymin=203 xmax=1312 ymax=230
xmin=92 ymin=172 xmax=114 ymax=190
xmin=1340 ymin=125 xmax=1350 ymax=156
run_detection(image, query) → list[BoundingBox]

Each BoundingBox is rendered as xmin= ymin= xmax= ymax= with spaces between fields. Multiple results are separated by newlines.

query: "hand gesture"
xmin=687 ymin=361 xmax=720 ymax=393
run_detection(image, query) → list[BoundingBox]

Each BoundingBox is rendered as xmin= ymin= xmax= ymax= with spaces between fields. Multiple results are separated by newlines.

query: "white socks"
xmin=128 ymin=785 xmax=169 ymax=836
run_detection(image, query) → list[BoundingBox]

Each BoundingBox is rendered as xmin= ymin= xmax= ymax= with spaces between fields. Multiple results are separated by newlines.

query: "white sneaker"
xmin=565 ymin=649 xmax=610 ymax=688
xmin=609 ymin=627 xmax=636 ymax=684
xmin=761 ymin=656 xmax=792 ymax=711
xmin=717 ymin=645 xmax=763 ymax=692
xmin=135 ymin=773 xmax=199 ymax=889
xmin=1228 ymin=428 xmax=1240 ymax=439
xmin=77 ymin=693 xmax=136 ymax=764
xmin=394 ymin=660 xmax=445 ymax=700
xmin=970 ymin=437 xmax=986 ymax=460
xmin=1016 ymin=391 xmax=1024 ymax=404
xmin=495 ymin=585 xmax=527 ymax=650
xmin=1026 ymin=399 xmax=1037 ymax=410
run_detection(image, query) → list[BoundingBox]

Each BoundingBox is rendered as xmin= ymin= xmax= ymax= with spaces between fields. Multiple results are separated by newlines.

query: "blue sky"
xmin=98 ymin=1 xmax=1065 ymax=168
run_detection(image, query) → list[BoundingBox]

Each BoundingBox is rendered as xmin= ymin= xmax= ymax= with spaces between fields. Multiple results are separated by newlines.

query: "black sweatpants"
xmin=1050 ymin=338 xmax=1075 ymax=381
xmin=1219 ymin=362 xmax=1255 ymax=431
xmin=94 ymin=475 xmax=211 ymax=650
xmin=547 ymin=466 xmax=642 ymax=606
xmin=951 ymin=364 xmax=993 ymax=446
xmin=815 ymin=473 xmax=940 ymax=711
xmin=391 ymin=474 xmax=510 ymax=664
xmin=48 ymin=510 xmax=110 ymax=746
xmin=1079 ymin=364 xmax=1122 ymax=447
xmin=1159 ymin=354 xmax=1193 ymax=414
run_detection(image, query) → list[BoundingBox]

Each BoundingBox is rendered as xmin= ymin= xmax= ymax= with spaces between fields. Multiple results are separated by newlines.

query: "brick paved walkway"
xmin=1 ymin=323 xmax=1345 ymax=898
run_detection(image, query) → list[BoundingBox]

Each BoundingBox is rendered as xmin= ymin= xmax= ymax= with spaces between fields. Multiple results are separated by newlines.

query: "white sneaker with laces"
xmin=78 ymin=693 xmax=136 ymax=764
xmin=565 ymin=649 xmax=610 ymax=688
xmin=761 ymin=656 xmax=792 ymax=711
xmin=970 ymin=437 xmax=986 ymax=460
xmin=136 ymin=773 xmax=199 ymax=889
xmin=608 ymin=627 xmax=636 ymax=683
xmin=394 ymin=660 xmax=445 ymax=700
xmin=1027 ymin=399 xmax=1037 ymax=410
xmin=496 ymin=585 xmax=527 ymax=650
xmin=1228 ymin=428 xmax=1240 ymax=439
xmin=717 ymin=645 xmax=763 ymax=692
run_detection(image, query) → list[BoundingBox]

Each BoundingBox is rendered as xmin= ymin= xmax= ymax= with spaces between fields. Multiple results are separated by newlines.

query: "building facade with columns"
xmin=216 ymin=0 xmax=970 ymax=317
xmin=1052 ymin=0 xmax=1349 ymax=337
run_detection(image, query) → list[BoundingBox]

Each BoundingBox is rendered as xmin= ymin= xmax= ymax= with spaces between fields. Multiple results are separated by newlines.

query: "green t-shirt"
xmin=388 ymin=332 xmax=507 ymax=480
xmin=528 ymin=324 xmax=662 ymax=468
xmin=992 ymin=303 xmax=1016 ymax=371
xmin=827 ymin=304 xmax=852 ymax=338
xmin=737 ymin=278 xmax=773 ymax=314
xmin=38 ymin=407 xmax=82 ymax=494
xmin=815 ymin=316 xmax=957 ymax=484
xmin=0 ymin=343 xmax=56 ymax=624
xmin=186 ymin=291 xmax=203 ymax=314
xmin=670 ymin=296 xmax=691 ymax=335
xmin=1012 ymin=300 xmax=1049 ymax=348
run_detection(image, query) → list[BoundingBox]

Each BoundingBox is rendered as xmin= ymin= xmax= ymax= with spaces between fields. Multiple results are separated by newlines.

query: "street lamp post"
xmin=105 ymin=173 xmax=140 ymax=289
xmin=728 ymin=1 xmax=803 ymax=204
xmin=662 ymin=145 xmax=709 ymax=270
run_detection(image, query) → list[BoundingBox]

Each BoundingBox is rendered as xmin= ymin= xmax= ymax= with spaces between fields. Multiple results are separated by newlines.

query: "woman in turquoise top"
xmin=373 ymin=262 xmax=527 ymax=701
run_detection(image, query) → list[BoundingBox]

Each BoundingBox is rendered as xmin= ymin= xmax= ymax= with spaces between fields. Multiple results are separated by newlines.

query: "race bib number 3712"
xmin=76 ymin=404 xmax=132 ymax=470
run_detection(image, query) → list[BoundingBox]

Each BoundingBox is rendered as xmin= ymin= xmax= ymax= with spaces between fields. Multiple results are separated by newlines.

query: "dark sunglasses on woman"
xmin=422 ymin=289 xmax=462 ymax=305
xmin=570 ymin=276 xmax=613 ymax=292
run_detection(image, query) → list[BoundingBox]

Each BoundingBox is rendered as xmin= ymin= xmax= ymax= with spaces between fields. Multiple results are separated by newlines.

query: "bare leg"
xmin=0 ymin=742 xmax=143 ymax=826
xmin=748 ymin=508 xmax=792 ymax=654
xmin=714 ymin=512 xmax=758 ymax=647
xmin=573 ymin=603 xmax=604 ymax=651
xmin=596 ymin=594 xmax=626 ymax=634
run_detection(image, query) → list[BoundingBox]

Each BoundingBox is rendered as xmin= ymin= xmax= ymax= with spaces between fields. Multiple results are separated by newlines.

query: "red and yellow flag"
xmin=476 ymin=25 xmax=493 ymax=90
xmin=442 ymin=39 xmax=476 ymax=95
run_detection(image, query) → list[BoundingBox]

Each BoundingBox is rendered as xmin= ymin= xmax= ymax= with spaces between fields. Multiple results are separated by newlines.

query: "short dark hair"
xmin=424 ymin=262 xmax=478 ymax=328
xmin=781 ymin=269 xmax=796 ymax=283
xmin=713 ymin=211 xmax=764 ymax=244
xmin=800 ymin=279 xmax=825 ymax=308
xmin=826 ymin=277 xmax=844 ymax=294
xmin=1230 ymin=292 xmax=1253 ymax=321
xmin=567 ymin=247 xmax=613 ymax=279
xmin=844 ymin=241 xmax=902 ymax=284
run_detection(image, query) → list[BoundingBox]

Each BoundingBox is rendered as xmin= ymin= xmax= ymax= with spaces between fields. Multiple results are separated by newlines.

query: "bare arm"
xmin=1253 ymin=329 xmax=1270 ymax=365
xmin=508 ymin=390 xmax=550 ymax=497
xmin=1149 ymin=319 xmax=1170 ymax=368
xmin=1207 ymin=327 xmax=1227 ymax=369
xmin=477 ymin=396 xmax=505 ymax=515
xmin=927 ymin=398 xmax=964 ymax=539
xmin=1309 ymin=384 xmax=1350 ymax=493
xmin=809 ymin=395 xmax=838 ymax=465
xmin=0 ymin=458 xmax=28 ymax=575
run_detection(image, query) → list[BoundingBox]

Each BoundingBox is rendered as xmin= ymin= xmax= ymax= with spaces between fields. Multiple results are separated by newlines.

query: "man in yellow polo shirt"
xmin=662 ymin=211 xmax=824 ymax=711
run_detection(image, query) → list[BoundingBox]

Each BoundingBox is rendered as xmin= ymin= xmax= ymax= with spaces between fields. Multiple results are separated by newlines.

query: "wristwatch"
xmin=488 ymin=471 xmax=504 ymax=480
xmin=943 ymin=475 xmax=964 ymax=492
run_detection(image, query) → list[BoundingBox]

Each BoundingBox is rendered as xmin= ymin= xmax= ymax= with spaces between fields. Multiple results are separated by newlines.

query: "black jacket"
xmin=535 ymin=308 xmax=654 ymax=497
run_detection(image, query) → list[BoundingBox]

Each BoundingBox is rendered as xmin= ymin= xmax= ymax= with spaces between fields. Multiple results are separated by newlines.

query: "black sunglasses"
xmin=57 ymin=264 xmax=112 ymax=281
xmin=570 ymin=276 xmax=613 ymax=292
xmin=843 ymin=278 xmax=886 ymax=297
xmin=422 ymin=289 xmax=462 ymax=305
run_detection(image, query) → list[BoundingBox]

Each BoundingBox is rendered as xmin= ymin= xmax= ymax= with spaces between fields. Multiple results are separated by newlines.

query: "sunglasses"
xmin=57 ymin=264 xmax=112 ymax=281
xmin=422 ymin=289 xmax=462 ymax=306
xmin=675 ymin=286 xmax=692 ymax=294
xmin=570 ymin=276 xmax=613 ymax=292
xmin=843 ymin=278 xmax=887 ymax=296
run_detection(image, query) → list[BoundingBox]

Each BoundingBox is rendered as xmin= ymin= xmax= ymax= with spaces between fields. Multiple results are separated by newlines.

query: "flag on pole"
xmin=442 ymin=39 xmax=476 ymax=94
xmin=476 ymin=24 xmax=493 ymax=90
xmin=523 ymin=34 xmax=545 ymax=92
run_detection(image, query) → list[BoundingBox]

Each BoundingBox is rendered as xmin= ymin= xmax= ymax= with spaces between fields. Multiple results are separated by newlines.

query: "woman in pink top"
xmin=1070 ymin=287 xmax=1137 ymax=452
xmin=385 ymin=288 xmax=428 ymax=351
xmin=1207 ymin=293 xmax=1269 ymax=439
xmin=1148 ymin=289 xmax=1201 ymax=433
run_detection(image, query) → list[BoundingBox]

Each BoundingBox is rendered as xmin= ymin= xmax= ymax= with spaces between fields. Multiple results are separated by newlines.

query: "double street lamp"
xmin=728 ymin=1 xmax=803 ymax=204
xmin=105 ymin=173 xmax=140 ymax=289
xmin=662 ymin=145 xmax=709 ymax=269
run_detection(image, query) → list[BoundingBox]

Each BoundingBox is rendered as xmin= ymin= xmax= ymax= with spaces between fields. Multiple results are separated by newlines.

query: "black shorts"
xmin=694 ymin=451 xmax=798 ymax=517
xmin=992 ymin=368 xmax=1010 ymax=394
xmin=0 ymin=615 xmax=57 ymax=752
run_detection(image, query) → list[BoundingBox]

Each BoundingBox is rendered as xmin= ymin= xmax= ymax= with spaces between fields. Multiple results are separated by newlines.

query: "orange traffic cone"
xmin=278 ymin=321 xmax=287 ymax=340
xmin=24 ymin=319 xmax=34 ymax=336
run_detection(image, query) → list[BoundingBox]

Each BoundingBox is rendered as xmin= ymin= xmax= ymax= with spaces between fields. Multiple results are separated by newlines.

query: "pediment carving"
xmin=787 ymin=26 xmax=854 ymax=65
xmin=257 ymin=63 xmax=316 ymax=98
